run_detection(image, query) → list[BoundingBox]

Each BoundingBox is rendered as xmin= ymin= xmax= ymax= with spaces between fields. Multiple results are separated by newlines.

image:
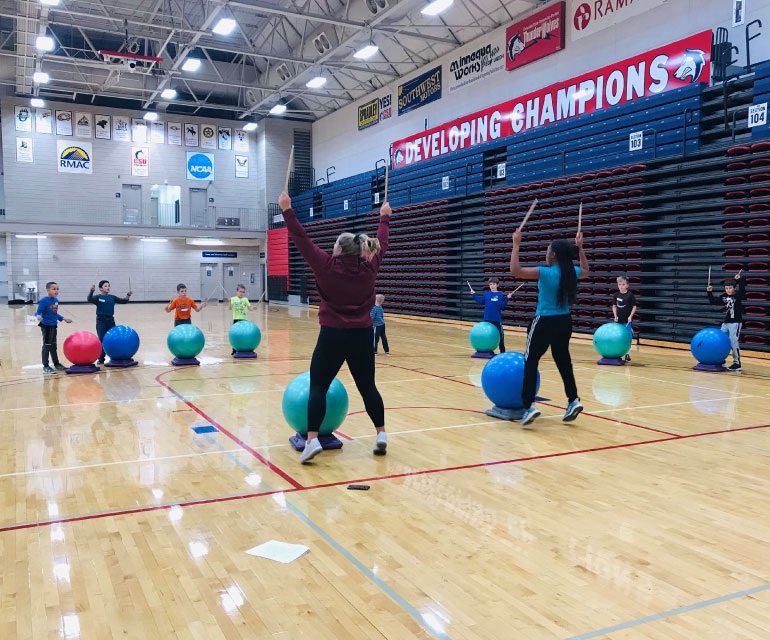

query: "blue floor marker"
xmin=192 ymin=425 xmax=218 ymax=434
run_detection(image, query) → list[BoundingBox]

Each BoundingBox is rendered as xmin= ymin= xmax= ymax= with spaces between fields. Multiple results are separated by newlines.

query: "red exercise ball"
xmin=63 ymin=331 xmax=103 ymax=366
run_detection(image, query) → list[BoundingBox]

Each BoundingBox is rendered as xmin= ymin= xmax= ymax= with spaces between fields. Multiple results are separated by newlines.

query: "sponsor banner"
xmin=131 ymin=147 xmax=149 ymax=177
xmin=57 ymin=140 xmax=92 ymax=174
xmin=570 ymin=0 xmax=667 ymax=41
xmin=55 ymin=111 xmax=73 ymax=136
xmin=185 ymin=123 xmax=199 ymax=146
xmin=358 ymin=98 xmax=380 ymax=130
xmin=234 ymin=129 xmax=249 ymax=152
xmin=16 ymin=138 xmax=33 ymax=163
xmin=113 ymin=115 xmax=130 ymax=141
xmin=14 ymin=106 xmax=32 ymax=132
xmin=447 ymin=36 xmax=505 ymax=93
xmin=187 ymin=151 xmax=214 ymax=181
xmin=201 ymin=125 xmax=217 ymax=149
xmin=75 ymin=112 xmax=93 ymax=137
xmin=506 ymin=2 xmax=565 ymax=72
xmin=380 ymin=94 xmax=392 ymax=121
xmin=398 ymin=66 xmax=442 ymax=116
xmin=391 ymin=30 xmax=711 ymax=168
xmin=95 ymin=115 xmax=111 ymax=139
xmin=151 ymin=121 xmax=165 ymax=143
xmin=167 ymin=122 xmax=182 ymax=145
xmin=132 ymin=118 xmax=148 ymax=143
xmin=235 ymin=155 xmax=249 ymax=178
xmin=35 ymin=109 xmax=52 ymax=134
xmin=218 ymin=127 xmax=232 ymax=150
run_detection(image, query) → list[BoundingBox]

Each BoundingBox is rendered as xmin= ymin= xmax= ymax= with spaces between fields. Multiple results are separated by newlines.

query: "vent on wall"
xmin=313 ymin=32 xmax=332 ymax=54
xmin=365 ymin=0 xmax=387 ymax=14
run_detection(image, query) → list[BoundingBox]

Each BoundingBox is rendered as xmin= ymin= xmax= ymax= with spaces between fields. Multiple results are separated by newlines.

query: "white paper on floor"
xmin=245 ymin=540 xmax=310 ymax=563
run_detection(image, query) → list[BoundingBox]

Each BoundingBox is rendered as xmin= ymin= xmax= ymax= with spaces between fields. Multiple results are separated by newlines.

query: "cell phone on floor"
xmin=347 ymin=484 xmax=370 ymax=491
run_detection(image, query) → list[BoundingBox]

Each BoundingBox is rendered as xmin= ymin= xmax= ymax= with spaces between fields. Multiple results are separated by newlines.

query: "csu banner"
xmin=506 ymin=2 xmax=565 ymax=72
xmin=398 ymin=66 xmax=442 ymax=116
xmin=570 ymin=0 xmax=668 ymax=41
xmin=391 ymin=30 xmax=711 ymax=168
xmin=358 ymin=98 xmax=380 ymax=130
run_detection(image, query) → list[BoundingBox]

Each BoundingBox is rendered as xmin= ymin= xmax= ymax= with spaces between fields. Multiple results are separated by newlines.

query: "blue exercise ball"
xmin=229 ymin=321 xmax=261 ymax=352
xmin=102 ymin=325 xmax=140 ymax=360
xmin=469 ymin=322 xmax=500 ymax=352
xmin=593 ymin=322 xmax=632 ymax=359
xmin=282 ymin=372 xmax=349 ymax=436
xmin=690 ymin=327 xmax=731 ymax=365
xmin=480 ymin=351 xmax=539 ymax=409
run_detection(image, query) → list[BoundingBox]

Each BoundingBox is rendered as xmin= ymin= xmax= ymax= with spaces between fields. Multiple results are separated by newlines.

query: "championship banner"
xmin=506 ymin=2 xmax=565 ymax=72
xmin=398 ymin=66 xmax=442 ymax=116
xmin=358 ymin=97 xmax=380 ymax=130
xmin=570 ymin=0 xmax=667 ymax=41
xmin=391 ymin=30 xmax=711 ymax=168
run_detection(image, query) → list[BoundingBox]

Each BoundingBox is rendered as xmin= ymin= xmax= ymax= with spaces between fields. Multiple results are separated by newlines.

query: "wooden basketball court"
xmin=1 ymin=301 xmax=769 ymax=639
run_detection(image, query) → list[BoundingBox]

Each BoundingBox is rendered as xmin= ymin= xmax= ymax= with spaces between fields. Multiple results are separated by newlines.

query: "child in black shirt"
xmin=612 ymin=276 xmax=637 ymax=362
xmin=707 ymin=271 xmax=745 ymax=371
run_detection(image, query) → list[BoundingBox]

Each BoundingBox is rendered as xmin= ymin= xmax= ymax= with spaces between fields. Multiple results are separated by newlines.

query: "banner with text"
xmin=391 ymin=30 xmax=711 ymax=168
xmin=398 ymin=66 xmax=442 ymax=116
xmin=570 ymin=0 xmax=667 ymax=41
xmin=506 ymin=2 xmax=565 ymax=72
xmin=447 ymin=35 xmax=505 ymax=93
xmin=358 ymin=97 xmax=380 ymax=130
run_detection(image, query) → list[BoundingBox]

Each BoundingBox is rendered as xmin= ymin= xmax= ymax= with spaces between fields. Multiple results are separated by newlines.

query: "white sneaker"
xmin=299 ymin=438 xmax=323 ymax=463
xmin=374 ymin=431 xmax=387 ymax=455
xmin=520 ymin=406 xmax=541 ymax=428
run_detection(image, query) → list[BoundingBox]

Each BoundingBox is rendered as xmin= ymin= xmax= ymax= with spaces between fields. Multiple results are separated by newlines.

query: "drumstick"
xmin=519 ymin=199 xmax=537 ymax=229
xmin=511 ymin=282 xmax=525 ymax=295
xmin=467 ymin=280 xmax=473 ymax=292
xmin=707 ymin=266 xmax=711 ymax=287
xmin=384 ymin=164 xmax=389 ymax=202
xmin=577 ymin=202 xmax=582 ymax=234
xmin=284 ymin=145 xmax=294 ymax=193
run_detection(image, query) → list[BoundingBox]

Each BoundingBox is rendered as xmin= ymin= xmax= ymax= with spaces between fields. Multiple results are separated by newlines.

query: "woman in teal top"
xmin=510 ymin=228 xmax=590 ymax=427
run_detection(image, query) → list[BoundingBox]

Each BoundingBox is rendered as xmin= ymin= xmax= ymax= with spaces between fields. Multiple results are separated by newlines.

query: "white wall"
xmin=313 ymin=0 xmax=770 ymax=180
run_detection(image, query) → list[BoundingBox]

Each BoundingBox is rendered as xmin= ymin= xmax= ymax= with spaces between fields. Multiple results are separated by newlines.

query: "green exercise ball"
xmin=282 ymin=372 xmax=348 ymax=436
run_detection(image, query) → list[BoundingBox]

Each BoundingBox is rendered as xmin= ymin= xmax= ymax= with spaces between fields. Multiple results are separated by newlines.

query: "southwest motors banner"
xmin=570 ymin=0 xmax=668 ymax=41
xmin=398 ymin=66 xmax=442 ymax=116
xmin=391 ymin=30 xmax=711 ymax=168
xmin=506 ymin=2 xmax=565 ymax=72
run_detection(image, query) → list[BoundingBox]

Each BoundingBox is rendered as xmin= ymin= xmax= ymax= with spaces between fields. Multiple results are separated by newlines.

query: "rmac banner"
xmin=398 ymin=66 xmax=442 ymax=116
xmin=506 ymin=1 xmax=565 ymax=72
xmin=391 ymin=30 xmax=711 ymax=168
xmin=570 ymin=0 xmax=668 ymax=41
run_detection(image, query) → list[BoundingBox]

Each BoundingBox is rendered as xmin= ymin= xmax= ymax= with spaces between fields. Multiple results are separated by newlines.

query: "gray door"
xmin=223 ymin=263 xmax=239 ymax=301
xmin=122 ymin=184 xmax=142 ymax=224
xmin=190 ymin=188 xmax=208 ymax=227
xmin=200 ymin=263 xmax=220 ymax=304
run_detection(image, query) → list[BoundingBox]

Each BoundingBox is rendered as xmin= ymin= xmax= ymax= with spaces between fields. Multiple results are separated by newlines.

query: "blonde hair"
xmin=336 ymin=232 xmax=381 ymax=260
xmin=375 ymin=294 xmax=385 ymax=304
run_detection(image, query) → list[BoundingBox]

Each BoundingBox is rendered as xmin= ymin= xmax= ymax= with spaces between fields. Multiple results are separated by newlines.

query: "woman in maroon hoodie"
xmin=278 ymin=191 xmax=392 ymax=463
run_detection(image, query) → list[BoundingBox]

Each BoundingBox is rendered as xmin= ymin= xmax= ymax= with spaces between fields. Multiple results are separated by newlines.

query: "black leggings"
xmin=96 ymin=315 xmax=115 ymax=361
xmin=488 ymin=321 xmax=505 ymax=352
xmin=308 ymin=326 xmax=384 ymax=431
xmin=522 ymin=314 xmax=578 ymax=407
xmin=40 ymin=324 xmax=61 ymax=367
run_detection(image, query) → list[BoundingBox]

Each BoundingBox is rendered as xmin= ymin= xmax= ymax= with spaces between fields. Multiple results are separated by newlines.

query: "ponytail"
xmin=336 ymin=232 xmax=381 ymax=260
xmin=550 ymin=239 xmax=577 ymax=307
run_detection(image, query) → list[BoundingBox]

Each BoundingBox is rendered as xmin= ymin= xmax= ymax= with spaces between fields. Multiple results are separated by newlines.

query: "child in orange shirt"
xmin=165 ymin=283 xmax=207 ymax=326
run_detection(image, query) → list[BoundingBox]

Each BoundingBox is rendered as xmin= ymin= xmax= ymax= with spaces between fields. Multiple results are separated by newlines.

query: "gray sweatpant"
xmin=720 ymin=322 xmax=741 ymax=365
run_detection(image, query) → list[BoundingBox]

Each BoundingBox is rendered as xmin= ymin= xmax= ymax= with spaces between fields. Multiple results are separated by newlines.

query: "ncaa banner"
xmin=506 ymin=2 xmax=565 ymax=72
xmin=447 ymin=36 xmax=505 ymax=93
xmin=570 ymin=0 xmax=667 ymax=41
xmin=187 ymin=151 xmax=215 ymax=181
xmin=358 ymin=98 xmax=380 ymax=130
xmin=57 ymin=140 xmax=92 ymax=174
xmin=391 ymin=30 xmax=711 ymax=168
xmin=398 ymin=66 xmax=442 ymax=116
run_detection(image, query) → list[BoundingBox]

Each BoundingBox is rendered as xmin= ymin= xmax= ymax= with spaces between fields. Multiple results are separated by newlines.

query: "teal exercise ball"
xmin=282 ymin=372 xmax=348 ymax=436
xmin=167 ymin=324 xmax=205 ymax=359
xmin=229 ymin=321 xmax=262 ymax=352
xmin=593 ymin=322 xmax=632 ymax=359
xmin=469 ymin=322 xmax=500 ymax=352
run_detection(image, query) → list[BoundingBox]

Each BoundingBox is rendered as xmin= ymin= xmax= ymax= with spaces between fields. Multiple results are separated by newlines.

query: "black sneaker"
xmin=624 ymin=354 xmax=631 ymax=362
xmin=97 ymin=359 xmax=105 ymax=365
xmin=727 ymin=363 xmax=742 ymax=372
xmin=43 ymin=365 xmax=56 ymax=374
xmin=53 ymin=364 xmax=66 ymax=371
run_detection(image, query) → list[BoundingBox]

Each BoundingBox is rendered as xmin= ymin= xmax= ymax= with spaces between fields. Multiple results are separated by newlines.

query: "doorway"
xmin=190 ymin=188 xmax=208 ymax=227
xmin=122 ymin=184 xmax=142 ymax=224
xmin=222 ymin=263 xmax=240 ymax=300
xmin=200 ymin=263 xmax=221 ymax=303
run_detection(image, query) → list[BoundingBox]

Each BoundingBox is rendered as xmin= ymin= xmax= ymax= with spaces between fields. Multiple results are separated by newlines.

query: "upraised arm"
xmin=510 ymin=227 xmax=540 ymax=280
xmin=576 ymin=232 xmax=590 ymax=279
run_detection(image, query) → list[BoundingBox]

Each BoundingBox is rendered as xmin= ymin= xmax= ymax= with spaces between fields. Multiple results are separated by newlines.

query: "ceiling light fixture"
xmin=243 ymin=122 xmax=258 ymax=131
xmin=83 ymin=236 xmax=113 ymax=241
xmin=141 ymin=238 xmax=168 ymax=242
xmin=181 ymin=58 xmax=201 ymax=72
xmin=353 ymin=44 xmax=379 ymax=60
xmin=31 ymin=98 xmax=45 ymax=108
xmin=33 ymin=71 xmax=50 ymax=84
xmin=212 ymin=17 xmax=237 ymax=36
xmin=188 ymin=238 xmax=224 ymax=246
xmin=269 ymin=102 xmax=287 ymax=115
xmin=306 ymin=76 xmax=327 ymax=89
xmin=160 ymin=88 xmax=177 ymax=99
xmin=36 ymin=35 xmax=55 ymax=51
xmin=143 ymin=112 xmax=158 ymax=121
xmin=40 ymin=0 xmax=60 ymax=6
xmin=16 ymin=234 xmax=47 ymax=239
xmin=421 ymin=0 xmax=454 ymax=16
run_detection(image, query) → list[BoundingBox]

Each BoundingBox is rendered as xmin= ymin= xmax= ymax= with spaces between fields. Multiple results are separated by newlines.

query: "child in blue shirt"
xmin=370 ymin=293 xmax=389 ymax=354
xmin=470 ymin=277 xmax=513 ymax=353
xmin=35 ymin=281 xmax=73 ymax=374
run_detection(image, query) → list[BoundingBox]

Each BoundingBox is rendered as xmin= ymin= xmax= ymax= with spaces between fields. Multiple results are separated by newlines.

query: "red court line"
xmin=381 ymin=361 xmax=681 ymax=437
xmin=4 ymin=422 xmax=769 ymax=534
xmin=334 ymin=430 xmax=355 ymax=441
xmin=155 ymin=370 xmax=303 ymax=490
